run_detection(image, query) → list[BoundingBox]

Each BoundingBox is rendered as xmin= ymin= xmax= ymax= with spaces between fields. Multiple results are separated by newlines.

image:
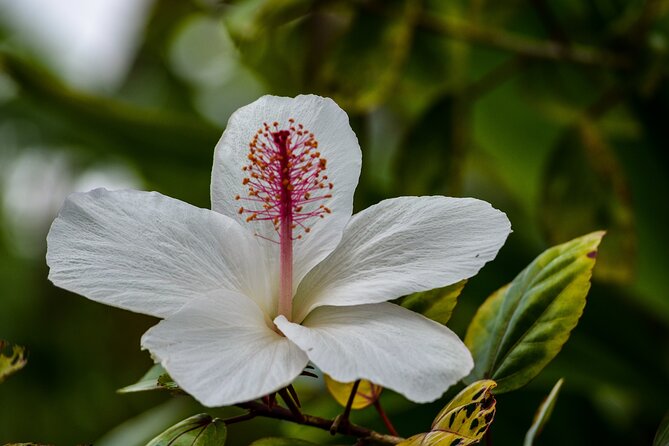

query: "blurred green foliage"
xmin=0 ymin=0 xmax=668 ymax=445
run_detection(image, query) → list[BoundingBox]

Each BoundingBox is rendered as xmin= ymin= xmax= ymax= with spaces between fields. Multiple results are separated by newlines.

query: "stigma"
xmin=236 ymin=120 xmax=333 ymax=240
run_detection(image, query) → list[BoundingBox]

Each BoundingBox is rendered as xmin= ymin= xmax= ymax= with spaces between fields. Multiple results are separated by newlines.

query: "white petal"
xmin=275 ymin=303 xmax=473 ymax=403
xmin=293 ymin=196 xmax=511 ymax=321
xmin=211 ymin=95 xmax=362 ymax=296
xmin=142 ymin=292 xmax=308 ymax=407
xmin=47 ymin=188 xmax=273 ymax=318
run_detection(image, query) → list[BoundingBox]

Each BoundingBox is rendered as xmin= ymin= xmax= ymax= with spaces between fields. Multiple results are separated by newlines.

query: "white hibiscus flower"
xmin=46 ymin=95 xmax=511 ymax=407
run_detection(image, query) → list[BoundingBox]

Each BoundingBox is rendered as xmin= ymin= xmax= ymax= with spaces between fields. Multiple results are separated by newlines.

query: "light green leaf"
xmin=654 ymin=411 xmax=669 ymax=446
xmin=324 ymin=375 xmax=383 ymax=410
xmin=249 ymin=439 xmax=320 ymax=446
xmin=398 ymin=280 xmax=467 ymax=325
xmin=118 ymin=364 xmax=179 ymax=394
xmin=146 ymin=414 xmax=226 ymax=446
xmin=0 ymin=340 xmax=27 ymax=383
xmin=398 ymin=380 xmax=497 ymax=446
xmin=465 ymin=232 xmax=604 ymax=393
xmin=524 ymin=378 xmax=564 ymax=446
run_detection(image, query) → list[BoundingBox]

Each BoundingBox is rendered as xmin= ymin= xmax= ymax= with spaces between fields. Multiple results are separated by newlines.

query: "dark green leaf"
xmin=465 ymin=232 xmax=604 ymax=393
xmin=249 ymin=439 xmax=320 ymax=446
xmin=654 ymin=411 xmax=669 ymax=446
xmin=146 ymin=414 xmax=226 ymax=446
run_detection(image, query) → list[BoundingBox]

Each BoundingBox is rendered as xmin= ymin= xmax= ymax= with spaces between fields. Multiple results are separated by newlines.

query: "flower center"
xmin=236 ymin=120 xmax=333 ymax=320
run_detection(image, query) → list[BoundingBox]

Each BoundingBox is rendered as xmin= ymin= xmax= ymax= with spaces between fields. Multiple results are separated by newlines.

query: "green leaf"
xmin=0 ymin=340 xmax=27 ymax=383
xmin=324 ymin=375 xmax=383 ymax=410
xmin=654 ymin=411 xmax=669 ymax=446
xmin=542 ymin=120 xmax=635 ymax=284
xmin=118 ymin=364 xmax=179 ymax=394
xmin=146 ymin=414 xmax=226 ymax=446
xmin=523 ymin=378 xmax=564 ymax=446
xmin=465 ymin=232 xmax=604 ymax=393
xmin=249 ymin=439 xmax=320 ymax=446
xmin=398 ymin=380 xmax=497 ymax=446
xmin=398 ymin=280 xmax=467 ymax=325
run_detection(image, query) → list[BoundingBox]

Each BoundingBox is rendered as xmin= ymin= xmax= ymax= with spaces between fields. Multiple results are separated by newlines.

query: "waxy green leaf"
xmin=524 ymin=378 xmax=564 ymax=446
xmin=118 ymin=364 xmax=179 ymax=393
xmin=324 ymin=375 xmax=383 ymax=410
xmin=654 ymin=411 xmax=669 ymax=446
xmin=249 ymin=439 xmax=320 ymax=446
xmin=398 ymin=380 xmax=497 ymax=446
xmin=145 ymin=414 xmax=226 ymax=446
xmin=398 ymin=280 xmax=466 ymax=325
xmin=0 ymin=340 xmax=27 ymax=383
xmin=465 ymin=232 xmax=604 ymax=393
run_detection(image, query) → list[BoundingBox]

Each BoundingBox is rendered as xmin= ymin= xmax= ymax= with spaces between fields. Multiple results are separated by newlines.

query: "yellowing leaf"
xmin=0 ymin=340 xmax=27 ymax=383
xmin=399 ymin=280 xmax=467 ymax=325
xmin=324 ymin=375 xmax=383 ymax=410
xmin=398 ymin=380 xmax=497 ymax=446
xmin=465 ymin=232 xmax=604 ymax=393
xmin=524 ymin=378 xmax=564 ymax=446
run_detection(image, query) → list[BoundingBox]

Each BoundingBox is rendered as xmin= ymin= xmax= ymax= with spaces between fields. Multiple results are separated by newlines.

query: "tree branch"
xmin=415 ymin=12 xmax=629 ymax=68
xmin=237 ymin=401 xmax=404 ymax=445
xmin=359 ymin=2 xmax=629 ymax=69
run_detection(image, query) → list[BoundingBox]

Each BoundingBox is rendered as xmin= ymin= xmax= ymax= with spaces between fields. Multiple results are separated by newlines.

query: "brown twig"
xmin=331 ymin=379 xmax=362 ymax=434
xmin=222 ymin=412 xmax=257 ymax=425
xmin=278 ymin=387 xmax=304 ymax=422
xmin=236 ymin=400 xmax=404 ymax=445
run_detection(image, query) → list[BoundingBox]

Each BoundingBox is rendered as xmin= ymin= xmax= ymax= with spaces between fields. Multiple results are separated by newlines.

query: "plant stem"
xmin=343 ymin=380 xmax=361 ymax=421
xmin=373 ymin=399 xmax=399 ymax=437
xmin=278 ymin=388 xmax=304 ymax=422
xmin=331 ymin=379 xmax=361 ymax=434
xmin=416 ymin=12 xmax=628 ymax=68
xmin=236 ymin=400 xmax=404 ymax=445
xmin=223 ymin=412 xmax=257 ymax=425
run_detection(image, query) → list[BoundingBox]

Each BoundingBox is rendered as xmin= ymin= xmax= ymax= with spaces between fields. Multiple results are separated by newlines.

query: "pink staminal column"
xmin=236 ymin=120 xmax=334 ymax=321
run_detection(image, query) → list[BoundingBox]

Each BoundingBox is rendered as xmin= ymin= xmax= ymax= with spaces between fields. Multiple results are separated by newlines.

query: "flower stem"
xmin=373 ymin=399 xmax=399 ymax=436
xmin=278 ymin=387 xmax=304 ymax=422
xmin=330 ymin=379 xmax=361 ymax=435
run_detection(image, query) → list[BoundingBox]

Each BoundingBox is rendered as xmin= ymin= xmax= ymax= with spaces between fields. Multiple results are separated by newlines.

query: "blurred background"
xmin=0 ymin=0 xmax=668 ymax=444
